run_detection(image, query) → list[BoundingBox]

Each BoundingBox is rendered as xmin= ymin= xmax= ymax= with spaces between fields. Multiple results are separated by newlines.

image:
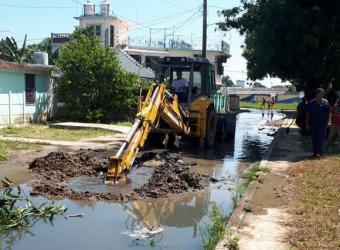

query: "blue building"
xmin=0 ymin=60 xmax=56 ymax=125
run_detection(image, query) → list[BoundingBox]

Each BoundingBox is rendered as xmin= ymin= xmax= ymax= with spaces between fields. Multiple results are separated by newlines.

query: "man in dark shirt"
xmin=306 ymin=88 xmax=331 ymax=158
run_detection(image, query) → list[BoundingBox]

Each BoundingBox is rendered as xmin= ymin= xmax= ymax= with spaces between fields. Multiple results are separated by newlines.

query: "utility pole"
xmin=172 ymin=26 xmax=175 ymax=48
xmin=202 ymin=0 xmax=207 ymax=58
xmin=149 ymin=28 xmax=152 ymax=47
xmin=164 ymin=28 xmax=167 ymax=49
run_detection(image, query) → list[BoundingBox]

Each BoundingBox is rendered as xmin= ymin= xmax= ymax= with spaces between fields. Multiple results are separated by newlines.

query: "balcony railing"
xmin=51 ymin=33 xmax=70 ymax=44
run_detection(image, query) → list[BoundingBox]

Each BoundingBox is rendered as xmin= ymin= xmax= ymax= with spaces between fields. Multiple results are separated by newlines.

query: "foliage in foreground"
xmin=55 ymin=26 xmax=142 ymax=123
xmin=0 ymin=178 xmax=67 ymax=232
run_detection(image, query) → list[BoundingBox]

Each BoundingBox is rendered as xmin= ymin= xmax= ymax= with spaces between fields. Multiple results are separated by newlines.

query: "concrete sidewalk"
xmin=50 ymin=122 xmax=131 ymax=134
xmin=216 ymin=123 xmax=309 ymax=250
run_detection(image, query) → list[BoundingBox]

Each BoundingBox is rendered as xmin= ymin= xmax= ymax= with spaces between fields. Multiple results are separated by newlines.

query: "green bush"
xmin=55 ymin=26 xmax=142 ymax=123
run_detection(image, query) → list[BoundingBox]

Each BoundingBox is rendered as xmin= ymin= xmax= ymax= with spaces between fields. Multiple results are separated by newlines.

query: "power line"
xmin=0 ymin=4 xmax=73 ymax=9
xmin=172 ymin=7 xmax=202 ymax=31
xmin=138 ymin=6 xmax=201 ymax=27
xmin=70 ymin=0 xmax=83 ymax=5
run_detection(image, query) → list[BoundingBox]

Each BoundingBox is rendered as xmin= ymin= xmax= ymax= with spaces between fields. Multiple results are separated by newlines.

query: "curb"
xmin=216 ymin=124 xmax=286 ymax=250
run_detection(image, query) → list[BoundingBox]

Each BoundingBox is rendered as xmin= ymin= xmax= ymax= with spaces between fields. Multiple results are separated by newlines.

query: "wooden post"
xmin=23 ymin=90 xmax=26 ymax=124
xmin=8 ymin=91 xmax=11 ymax=125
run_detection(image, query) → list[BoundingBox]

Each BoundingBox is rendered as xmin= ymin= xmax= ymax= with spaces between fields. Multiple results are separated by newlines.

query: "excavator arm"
xmin=106 ymin=83 xmax=190 ymax=183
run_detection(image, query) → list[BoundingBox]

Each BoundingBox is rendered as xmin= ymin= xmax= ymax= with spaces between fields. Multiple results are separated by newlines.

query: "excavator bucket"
xmin=105 ymin=156 xmax=124 ymax=184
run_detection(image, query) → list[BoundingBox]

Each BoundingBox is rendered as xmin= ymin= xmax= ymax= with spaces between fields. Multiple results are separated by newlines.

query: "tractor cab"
xmin=156 ymin=57 xmax=217 ymax=105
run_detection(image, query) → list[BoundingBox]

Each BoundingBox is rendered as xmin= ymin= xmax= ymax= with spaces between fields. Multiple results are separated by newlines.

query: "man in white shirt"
xmin=171 ymin=71 xmax=189 ymax=93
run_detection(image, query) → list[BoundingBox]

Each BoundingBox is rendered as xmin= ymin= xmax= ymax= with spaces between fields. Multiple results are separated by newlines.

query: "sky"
xmin=0 ymin=0 xmax=287 ymax=87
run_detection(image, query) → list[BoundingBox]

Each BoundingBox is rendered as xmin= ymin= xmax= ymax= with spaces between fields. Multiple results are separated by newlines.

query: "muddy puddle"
xmin=0 ymin=109 xmax=285 ymax=250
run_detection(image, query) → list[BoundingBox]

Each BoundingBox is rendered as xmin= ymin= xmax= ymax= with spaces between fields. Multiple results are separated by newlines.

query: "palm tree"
xmin=0 ymin=34 xmax=31 ymax=63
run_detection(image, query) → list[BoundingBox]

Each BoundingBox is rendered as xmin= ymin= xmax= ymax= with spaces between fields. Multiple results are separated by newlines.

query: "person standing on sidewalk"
xmin=306 ymin=88 xmax=331 ymax=158
xmin=325 ymin=98 xmax=340 ymax=151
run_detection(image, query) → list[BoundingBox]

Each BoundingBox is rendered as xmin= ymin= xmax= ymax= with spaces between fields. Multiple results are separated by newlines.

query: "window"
xmin=25 ymin=74 xmax=36 ymax=104
xmin=104 ymin=28 xmax=109 ymax=46
xmin=95 ymin=25 xmax=101 ymax=37
xmin=110 ymin=25 xmax=115 ymax=47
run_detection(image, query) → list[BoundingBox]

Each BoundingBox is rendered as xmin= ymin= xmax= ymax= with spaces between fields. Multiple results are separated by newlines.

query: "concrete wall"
xmin=79 ymin=17 xmax=130 ymax=47
xmin=0 ymin=71 xmax=54 ymax=125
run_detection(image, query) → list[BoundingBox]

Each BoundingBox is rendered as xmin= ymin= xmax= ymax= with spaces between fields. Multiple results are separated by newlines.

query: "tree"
xmin=251 ymin=81 xmax=266 ymax=88
xmin=221 ymin=75 xmax=234 ymax=87
xmin=218 ymin=0 xmax=340 ymax=94
xmin=55 ymin=26 xmax=141 ymax=122
xmin=0 ymin=35 xmax=31 ymax=63
xmin=272 ymin=85 xmax=296 ymax=91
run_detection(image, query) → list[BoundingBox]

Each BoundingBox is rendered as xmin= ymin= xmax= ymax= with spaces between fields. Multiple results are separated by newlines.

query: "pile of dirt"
xmin=29 ymin=149 xmax=119 ymax=200
xmin=29 ymin=150 xmax=108 ymax=181
xmin=29 ymin=150 xmax=210 ymax=201
xmin=135 ymin=152 xmax=209 ymax=198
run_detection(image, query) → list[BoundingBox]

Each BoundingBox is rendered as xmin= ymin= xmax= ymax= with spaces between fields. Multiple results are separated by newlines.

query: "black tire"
xmin=205 ymin=106 xmax=217 ymax=147
xmin=219 ymin=119 xmax=227 ymax=142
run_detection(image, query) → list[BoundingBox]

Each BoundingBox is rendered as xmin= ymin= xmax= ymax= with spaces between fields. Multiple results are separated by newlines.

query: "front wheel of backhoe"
xmin=205 ymin=106 xmax=217 ymax=147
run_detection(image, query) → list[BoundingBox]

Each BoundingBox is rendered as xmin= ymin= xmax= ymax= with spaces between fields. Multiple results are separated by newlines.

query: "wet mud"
xmin=29 ymin=150 xmax=210 ymax=201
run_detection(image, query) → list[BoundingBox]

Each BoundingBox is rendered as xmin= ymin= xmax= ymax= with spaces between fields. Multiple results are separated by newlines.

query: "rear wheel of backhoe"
xmin=205 ymin=106 xmax=217 ymax=147
xmin=218 ymin=119 xmax=227 ymax=142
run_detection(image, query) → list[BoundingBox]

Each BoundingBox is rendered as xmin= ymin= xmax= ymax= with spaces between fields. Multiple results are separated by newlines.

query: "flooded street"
xmin=1 ymin=109 xmax=284 ymax=250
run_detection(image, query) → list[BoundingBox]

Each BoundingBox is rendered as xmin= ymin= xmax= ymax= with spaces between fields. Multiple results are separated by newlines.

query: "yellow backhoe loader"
xmin=106 ymin=57 xmax=233 ymax=183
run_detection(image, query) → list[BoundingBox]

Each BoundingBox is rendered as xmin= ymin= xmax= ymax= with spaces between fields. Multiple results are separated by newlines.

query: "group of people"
xmin=302 ymin=81 xmax=340 ymax=158
xmin=260 ymin=97 xmax=275 ymax=110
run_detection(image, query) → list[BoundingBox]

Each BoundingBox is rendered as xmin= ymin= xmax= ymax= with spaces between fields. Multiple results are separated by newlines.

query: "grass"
xmin=0 ymin=141 xmax=42 ymax=161
xmin=0 ymin=125 xmax=114 ymax=142
xmin=236 ymin=163 xmax=270 ymax=195
xmin=201 ymin=203 xmax=240 ymax=250
xmin=225 ymin=231 xmax=240 ymax=250
xmin=287 ymin=156 xmax=340 ymax=249
xmin=243 ymin=204 xmax=253 ymax=213
xmin=201 ymin=203 xmax=231 ymax=250
xmin=112 ymin=121 xmax=133 ymax=127
xmin=240 ymin=101 xmax=298 ymax=110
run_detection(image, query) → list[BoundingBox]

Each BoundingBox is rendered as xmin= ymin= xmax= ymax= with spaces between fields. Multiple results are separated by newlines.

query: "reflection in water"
xmin=121 ymin=192 xmax=210 ymax=240
xmin=0 ymin=211 xmax=57 ymax=250
xmin=238 ymin=136 xmax=270 ymax=162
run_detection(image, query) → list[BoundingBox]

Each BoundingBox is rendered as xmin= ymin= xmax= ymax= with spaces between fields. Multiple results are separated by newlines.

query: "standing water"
xmin=1 ymin=109 xmax=284 ymax=250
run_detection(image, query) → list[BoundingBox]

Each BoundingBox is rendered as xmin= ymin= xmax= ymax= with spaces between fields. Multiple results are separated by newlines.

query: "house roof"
xmin=0 ymin=61 xmax=53 ymax=75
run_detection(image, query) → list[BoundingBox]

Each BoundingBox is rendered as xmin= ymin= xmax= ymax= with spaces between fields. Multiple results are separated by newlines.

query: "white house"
xmin=51 ymin=0 xmax=231 ymax=84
